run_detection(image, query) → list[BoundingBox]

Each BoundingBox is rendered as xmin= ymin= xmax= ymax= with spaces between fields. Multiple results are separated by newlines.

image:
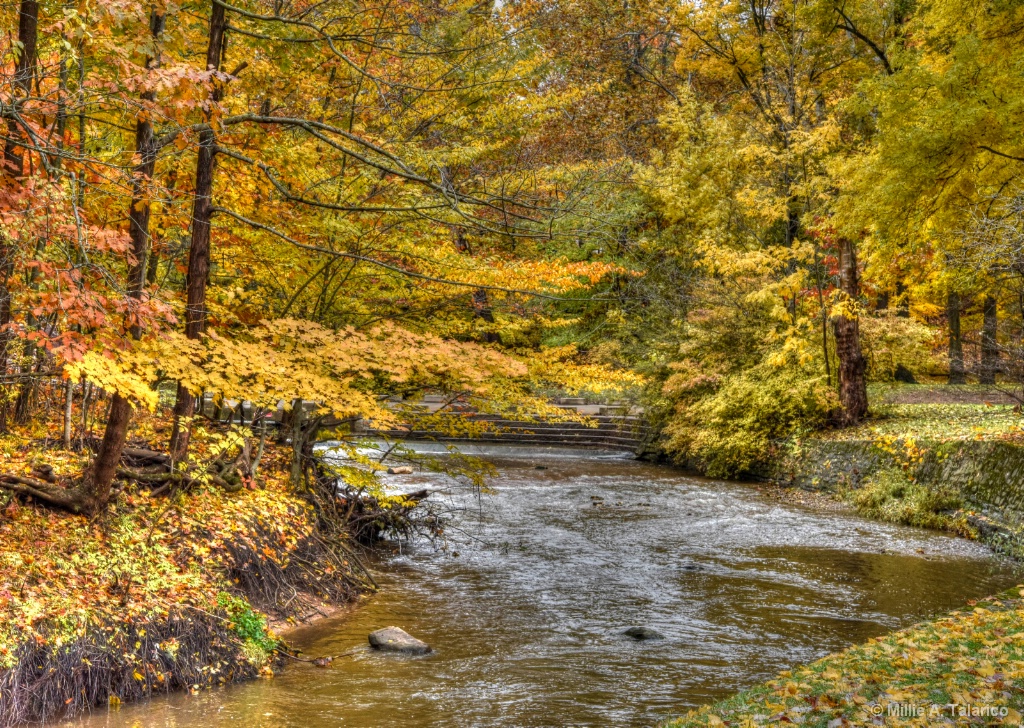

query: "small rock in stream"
xmin=387 ymin=466 xmax=414 ymax=474
xmin=368 ymin=627 xmax=432 ymax=654
xmin=622 ymin=626 xmax=665 ymax=641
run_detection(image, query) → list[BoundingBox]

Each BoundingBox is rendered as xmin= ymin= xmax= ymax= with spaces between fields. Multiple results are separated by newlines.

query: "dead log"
xmin=120 ymin=447 xmax=171 ymax=465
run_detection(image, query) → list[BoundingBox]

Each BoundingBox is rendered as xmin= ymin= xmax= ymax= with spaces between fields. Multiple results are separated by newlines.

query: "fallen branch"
xmin=115 ymin=468 xmax=183 ymax=484
xmin=121 ymin=448 xmax=171 ymax=465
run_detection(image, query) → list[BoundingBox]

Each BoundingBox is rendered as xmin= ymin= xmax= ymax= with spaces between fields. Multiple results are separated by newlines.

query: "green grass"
xmin=823 ymin=401 xmax=1024 ymax=442
xmin=846 ymin=467 xmax=970 ymax=535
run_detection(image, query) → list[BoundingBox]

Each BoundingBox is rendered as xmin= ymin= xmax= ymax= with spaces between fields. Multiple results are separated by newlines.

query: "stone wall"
xmin=766 ymin=437 xmax=1024 ymax=553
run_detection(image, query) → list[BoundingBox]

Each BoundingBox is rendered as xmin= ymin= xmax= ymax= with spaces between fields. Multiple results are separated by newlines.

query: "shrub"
xmin=216 ymin=593 xmax=279 ymax=660
xmin=662 ymin=364 xmax=834 ymax=477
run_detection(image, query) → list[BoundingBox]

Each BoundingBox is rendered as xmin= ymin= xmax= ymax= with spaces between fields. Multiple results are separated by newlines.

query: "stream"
xmin=63 ymin=446 xmax=1022 ymax=727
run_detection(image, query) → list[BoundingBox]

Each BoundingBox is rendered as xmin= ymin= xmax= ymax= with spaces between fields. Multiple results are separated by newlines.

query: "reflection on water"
xmin=62 ymin=449 xmax=1021 ymax=727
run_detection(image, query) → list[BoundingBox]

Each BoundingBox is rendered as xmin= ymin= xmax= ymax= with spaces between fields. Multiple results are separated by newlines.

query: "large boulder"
xmin=368 ymin=626 xmax=432 ymax=654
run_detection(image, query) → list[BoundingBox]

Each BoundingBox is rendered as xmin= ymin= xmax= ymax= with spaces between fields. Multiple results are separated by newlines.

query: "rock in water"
xmin=623 ymin=626 xmax=665 ymax=641
xmin=368 ymin=627 xmax=432 ymax=654
xmin=387 ymin=465 xmax=414 ymax=474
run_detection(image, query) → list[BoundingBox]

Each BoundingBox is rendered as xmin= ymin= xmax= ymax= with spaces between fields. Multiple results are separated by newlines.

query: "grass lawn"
xmin=814 ymin=384 xmax=1024 ymax=443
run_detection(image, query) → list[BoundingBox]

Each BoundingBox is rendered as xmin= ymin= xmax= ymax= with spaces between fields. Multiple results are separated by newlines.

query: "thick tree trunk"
xmin=0 ymin=0 xmax=39 ymax=432
xmin=12 ymin=344 xmax=37 ymax=423
xmin=472 ymin=289 xmax=500 ymax=343
xmin=947 ymin=291 xmax=966 ymax=384
xmin=170 ymin=1 xmax=227 ymax=460
xmin=832 ymin=238 xmax=868 ymax=425
xmin=88 ymin=10 xmax=165 ymax=509
xmin=895 ymin=279 xmax=909 ymax=318
xmin=89 ymin=394 xmax=132 ymax=509
xmin=980 ymin=294 xmax=998 ymax=385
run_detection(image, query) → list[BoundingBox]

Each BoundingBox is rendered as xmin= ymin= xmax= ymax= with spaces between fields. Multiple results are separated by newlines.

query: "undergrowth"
xmin=846 ymin=467 xmax=972 ymax=536
xmin=821 ymin=402 xmax=1024 ymax=443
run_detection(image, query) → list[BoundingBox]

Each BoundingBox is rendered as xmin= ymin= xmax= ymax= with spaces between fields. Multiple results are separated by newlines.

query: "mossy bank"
xmin=663 ymin=397 xmax=1024 ymax=727
xmin=765 ymin=436 xmax=1024 ymax=556
xmin=668 ymin=586 xmax=1024 ymax=727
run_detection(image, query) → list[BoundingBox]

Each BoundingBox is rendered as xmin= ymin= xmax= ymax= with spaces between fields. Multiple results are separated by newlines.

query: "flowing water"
xmin=64 ymin=446 xmax=1021 ymax=727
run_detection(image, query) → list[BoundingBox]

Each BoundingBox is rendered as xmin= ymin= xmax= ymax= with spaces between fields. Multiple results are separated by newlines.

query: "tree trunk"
xmin=3 ymin=0 xmax=39 ymax=178
xmin=126 ymin=11 xmax=165 ymax=338
xmin=88 ymin=394 xmax=132 ymax=510
xmin=62 ymin=378 xmax=73 ymax=448
xmin=12 ymin=344 xmax=37 ymax=423
xmin=0 ymin=0 xmax=39 ymax=432
xmin=452 ymin=224 xmax=499 ymax=342
xmin=289 ymin=399 xmax=305 ymax=488
xmin=0 ymin=248 xmax=11 ymax=434
xmin=895 ymin=279 xmax=909 ymax=318
xmin=87 ymin=10 xmax=165 ymax=509
xmin=832 ymin=238 xmax=868 ymax=425
xmin=170 ymin=1 xmax=227 ymax=460
xmin=980 ymin=294 xmax=998 ymax=385
xmin=947 ymin=291 xmax=966 ymax=384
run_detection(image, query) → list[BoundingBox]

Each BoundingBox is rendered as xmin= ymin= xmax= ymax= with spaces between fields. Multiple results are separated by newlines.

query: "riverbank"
xmin=664 ymin=385 xmax=1024 ymax=726
xmin=668 ymin=585 xmax=1024 ymax=727
xmin=51 ymin=450 xmax=1017 ymax=727
xmin=0 ymin=426 xmax=366 ymax=726
xmin=757 ymin=385 xmax=1024 ymax=556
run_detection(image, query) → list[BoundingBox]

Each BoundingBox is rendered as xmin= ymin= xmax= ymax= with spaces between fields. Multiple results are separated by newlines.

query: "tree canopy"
xmin=1 ymin=0 xmax=1023 ymax=493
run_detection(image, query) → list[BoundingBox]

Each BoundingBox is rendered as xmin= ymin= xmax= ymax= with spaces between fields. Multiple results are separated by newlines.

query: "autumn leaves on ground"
xmin=671 ymin=588 xmax=1024 ymax=728
xmin=2 ymin=0 xmax=1024 ymax=723
xmin=0 ymin=411 xmax=379 ymax=725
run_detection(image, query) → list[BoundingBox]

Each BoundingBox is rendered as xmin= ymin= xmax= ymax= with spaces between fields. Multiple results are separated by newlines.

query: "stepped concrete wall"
xmin=359 ymin=413 xmax=651 ymax=453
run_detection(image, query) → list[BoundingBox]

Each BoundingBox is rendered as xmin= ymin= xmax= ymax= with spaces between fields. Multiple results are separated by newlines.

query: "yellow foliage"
xmin=66 ymin=319 xmax=527 ymax=421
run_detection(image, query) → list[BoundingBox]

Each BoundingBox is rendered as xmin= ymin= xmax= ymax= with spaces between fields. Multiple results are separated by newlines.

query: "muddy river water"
xmin=63 ymin=446 xmax=1021 ymax=727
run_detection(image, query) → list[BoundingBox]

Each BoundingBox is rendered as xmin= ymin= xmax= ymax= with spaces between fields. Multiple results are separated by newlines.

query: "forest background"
xmin=3 ymin=0 xmax=1022 ymax=500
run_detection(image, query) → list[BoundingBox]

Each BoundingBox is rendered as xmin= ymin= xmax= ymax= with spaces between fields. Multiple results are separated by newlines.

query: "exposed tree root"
xmin=0 ymin=610 xmax=266 ymax=727
xmin=0 ymin=475 xmax=92 ymax=514
xmin=219 ymin=514 xmax=371 ymax=618
xmin=0 ymin=439 xmax=395 ymax=725
xmin=0 ymin=439 xmax=254 ymax=513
